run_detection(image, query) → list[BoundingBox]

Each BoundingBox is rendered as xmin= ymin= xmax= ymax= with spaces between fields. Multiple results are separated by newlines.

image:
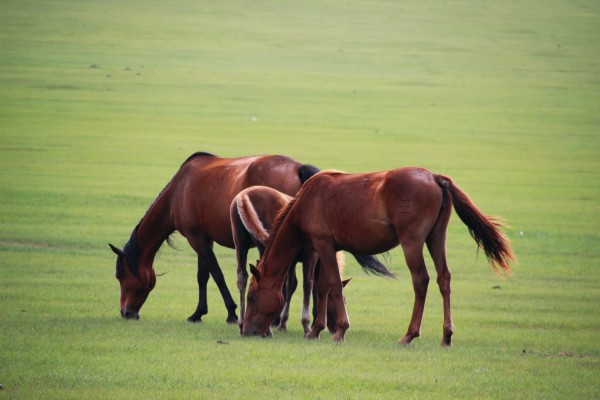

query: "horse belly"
xmin=333 ymin=218 xmax=398 ymax=255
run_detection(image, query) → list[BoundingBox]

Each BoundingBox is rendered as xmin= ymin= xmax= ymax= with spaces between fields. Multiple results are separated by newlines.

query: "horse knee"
xmin=436 ymin=272 xmax=451 ymax=296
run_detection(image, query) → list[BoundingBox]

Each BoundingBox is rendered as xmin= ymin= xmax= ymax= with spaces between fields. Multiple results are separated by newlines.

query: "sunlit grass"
xmin=1 ymin=0 xmax=599 ymax=398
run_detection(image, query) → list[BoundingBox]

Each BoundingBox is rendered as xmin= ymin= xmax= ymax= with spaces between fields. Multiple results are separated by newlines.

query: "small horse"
xmin=108 ymin=152 xmax=319 ymax=322
xmin=242 ymin=168 xmax=515 ymax=345
xmin=231 ymin=185 xmax=347 ymax=334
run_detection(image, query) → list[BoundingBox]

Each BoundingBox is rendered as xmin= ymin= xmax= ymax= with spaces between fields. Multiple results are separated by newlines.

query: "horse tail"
xmin=236 ymin=193 xmax=270 ymax=246
xmin=437 ymin=176 xmax=515 ymax=275
xmin=351 ymin=253 xmax=395 ymax=278
xmin=298 ymin=164 xmax=320 ymax=184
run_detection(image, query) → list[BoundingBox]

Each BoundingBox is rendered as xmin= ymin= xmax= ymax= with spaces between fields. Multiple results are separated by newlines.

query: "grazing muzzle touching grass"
xmin=109 ymin=243 xmax=155 ymax=320
xmin=241 ymin=275 xmax=283 ymax=337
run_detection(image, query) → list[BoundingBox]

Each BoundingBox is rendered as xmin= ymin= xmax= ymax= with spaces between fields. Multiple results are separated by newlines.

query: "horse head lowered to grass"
xmin=109 ymin=152 xmax=319 ymax=322
xmin=242 ymin=168 xmax=515 ymax=345
xmin=231 ymin=185 xmax=349 ymax=335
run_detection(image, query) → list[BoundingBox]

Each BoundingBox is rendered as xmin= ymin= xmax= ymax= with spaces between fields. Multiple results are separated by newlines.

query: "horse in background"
xmin=108 ymin=152 xmax=319 ymax=322
xmin=242 ymin=168 xmax=514 ymax=345
xmin=231 ymin=185 xmax=347 ymax=335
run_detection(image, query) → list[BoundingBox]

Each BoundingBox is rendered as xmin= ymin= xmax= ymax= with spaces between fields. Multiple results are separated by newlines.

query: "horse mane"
xmin=263 ymin=170 xmax=342 ymax=251
xmin=181 ymin=151 xmax=216 ymax=167
xmin=122 ymin=152 xmax=213 ymax=277
xmin=117 ymin=225 xmax=141 ymax=279
xmin=263 ymin=197 xmax=297 ymax=256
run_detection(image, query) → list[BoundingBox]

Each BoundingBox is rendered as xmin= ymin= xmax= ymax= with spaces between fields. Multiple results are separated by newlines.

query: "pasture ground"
xmin=1 ymin=1 xmax=599 ymax=398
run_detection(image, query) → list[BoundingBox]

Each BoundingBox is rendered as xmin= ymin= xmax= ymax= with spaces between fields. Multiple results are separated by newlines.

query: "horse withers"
xmin=242 ymin=168 xmax=515 ymax=345
xmin=108 ymin=152 xmax=319 ymax=322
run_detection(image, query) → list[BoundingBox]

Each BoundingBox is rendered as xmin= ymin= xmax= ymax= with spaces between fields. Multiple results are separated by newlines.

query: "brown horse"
xmin=231 ymin=185 xmax=347 ymax=334
xmin=108 ymin=152 xmax=319 ymax=322
xmin=242 ymin=168 xmax=515 ymax=345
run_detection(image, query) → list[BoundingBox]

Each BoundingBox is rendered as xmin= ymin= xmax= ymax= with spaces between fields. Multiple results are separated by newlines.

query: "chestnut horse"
xmin=108 ymin=152 xmax=319 ymax=322
xmin=231 ymin=185 xmax=348 ymax=334
xmin=242 ymin=168 xmax=515 ymax=345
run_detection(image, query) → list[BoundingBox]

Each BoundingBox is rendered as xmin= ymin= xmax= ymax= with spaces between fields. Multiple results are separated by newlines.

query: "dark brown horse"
xmin=231 ymin=185 xmax=347 ymax=334
xmin=108 ymin=152 xmax=319 ymax=322
xmin=242 ymin=168 xmax=515 ymax=345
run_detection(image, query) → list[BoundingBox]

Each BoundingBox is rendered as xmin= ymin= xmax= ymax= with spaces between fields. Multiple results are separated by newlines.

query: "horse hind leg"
xmin=234 ymin=241 xmax=250 ymax=332
xmin=206 ymin=248 xmax=238 ymax=323
xmin=398 ymin=239 xmax=429 ymax=346
xmin=426 ymin=212 xmax=454 ymax=347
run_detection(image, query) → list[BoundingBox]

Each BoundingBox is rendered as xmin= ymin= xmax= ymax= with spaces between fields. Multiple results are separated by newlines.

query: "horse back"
xmin=292 ymin=168 xmax=443 ymax=253
xmin=172 ymin=155 xmax=305 ymax=247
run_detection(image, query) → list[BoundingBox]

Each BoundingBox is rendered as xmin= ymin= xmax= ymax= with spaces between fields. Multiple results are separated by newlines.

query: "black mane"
xmin=181 ymin=151 xmax=216 ymax=167
xmin=117 ymin=153 xmax=214 ymax=280
xmin=116 ymin=225 xmax=141 ymax=280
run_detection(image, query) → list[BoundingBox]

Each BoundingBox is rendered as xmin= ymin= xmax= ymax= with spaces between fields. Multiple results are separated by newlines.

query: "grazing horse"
xmin=108 ymin=152 xmax=319 ymax=322
xmin=231 ymin=185 xmax=347 ymax=334
xmin=242 ymin=168 xmax=515 ymax=345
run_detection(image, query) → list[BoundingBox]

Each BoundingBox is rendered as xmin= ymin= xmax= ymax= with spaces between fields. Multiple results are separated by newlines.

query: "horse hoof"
xmin=187 ymin=315 xmax=203 ymax=323
xmin=397 ymin=338 xmax=412 ymax=346
xmin=277 ymin=325 xmax=288 ymax=332
xmin=333 ymin=335 xmax=345 ymax=343
xmin=226 ymin=315 xmax=238 ymax=324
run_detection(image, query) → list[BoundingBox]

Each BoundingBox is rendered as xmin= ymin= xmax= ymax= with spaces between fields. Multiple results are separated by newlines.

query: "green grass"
xmin=1 ymin=0 xmax=599 ymax=398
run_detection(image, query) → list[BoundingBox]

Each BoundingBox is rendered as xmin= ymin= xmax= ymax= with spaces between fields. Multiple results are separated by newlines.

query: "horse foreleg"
xmin=398 ymin=240 xmax=429 ymax=345
xmin=301 ymin=252 xmax=318 ymax=335
xmin=306 ymin=258 xmax=329 ymax=340
xmin=277 ymin=262 xmax=298 ymax=332
xmin=314 ymin=242 xmax=349 ymax=342
xmin=187 ymin=248 xmax=211 ymax=323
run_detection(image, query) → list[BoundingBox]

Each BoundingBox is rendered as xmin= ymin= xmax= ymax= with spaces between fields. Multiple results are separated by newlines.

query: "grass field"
xmin=1 ymin=0 xmax=599 ymax=398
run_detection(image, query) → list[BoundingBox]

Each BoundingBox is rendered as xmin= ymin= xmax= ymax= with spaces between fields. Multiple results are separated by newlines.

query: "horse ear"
xmin=249 ymin=264 xmax=260 ymax=282
xmin=342 ymin=278 xmax=352 ymax=288
xmin=108 ymin=243 xmax=125 ymax=258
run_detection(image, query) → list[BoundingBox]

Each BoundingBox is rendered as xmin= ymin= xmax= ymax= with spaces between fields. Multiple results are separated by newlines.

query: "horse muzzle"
xmin=121 ymin=308 xmax=140 ymax=320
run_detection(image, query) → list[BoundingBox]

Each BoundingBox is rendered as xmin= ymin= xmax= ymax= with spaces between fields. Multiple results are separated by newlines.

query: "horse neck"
xmin=135 ymin=189 xmax=175 ymax=266
xmin=261 ymin=217 xmax=303 ymax=291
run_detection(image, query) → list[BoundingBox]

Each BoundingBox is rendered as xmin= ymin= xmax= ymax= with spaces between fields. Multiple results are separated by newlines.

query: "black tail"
xmin=437 ymin=175 xmax=515 ymax=274
xmin=352 ymin=253 xmax=395 ymax=278
xmin=298 ymin=164 xmax=320 ymax=184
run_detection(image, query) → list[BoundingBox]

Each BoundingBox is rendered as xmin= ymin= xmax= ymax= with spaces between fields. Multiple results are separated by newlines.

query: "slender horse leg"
xmin=234 ymin=242 xmax=250 ymax=332
xmin=301 ymin=252 xmax=318 ymax=335
xmin=426 ymin=208 xmax=454 ymax=346
xmin=313 ymin=241 xmax=349 ymax=342
xmin=277 ymin=262 xmax=298 ymax=332
xmin=187 ymin=238 xmax=238 ymax=323
xmin=187 ymin=238 xmax=211 ymax=323
xmin=306 ymin=259 xmax=329 ymax=340
xmin=398 ymin=239 xmax=430 ymax=345
xmin=205 ymin=246 xmax=238 ymax=323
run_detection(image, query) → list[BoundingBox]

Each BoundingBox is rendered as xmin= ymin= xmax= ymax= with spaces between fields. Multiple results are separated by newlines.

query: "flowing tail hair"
xmin=437 ymin=176 xmax=515 ymax=275
xmin=351 ymin=253 xmax=395 ymax=278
